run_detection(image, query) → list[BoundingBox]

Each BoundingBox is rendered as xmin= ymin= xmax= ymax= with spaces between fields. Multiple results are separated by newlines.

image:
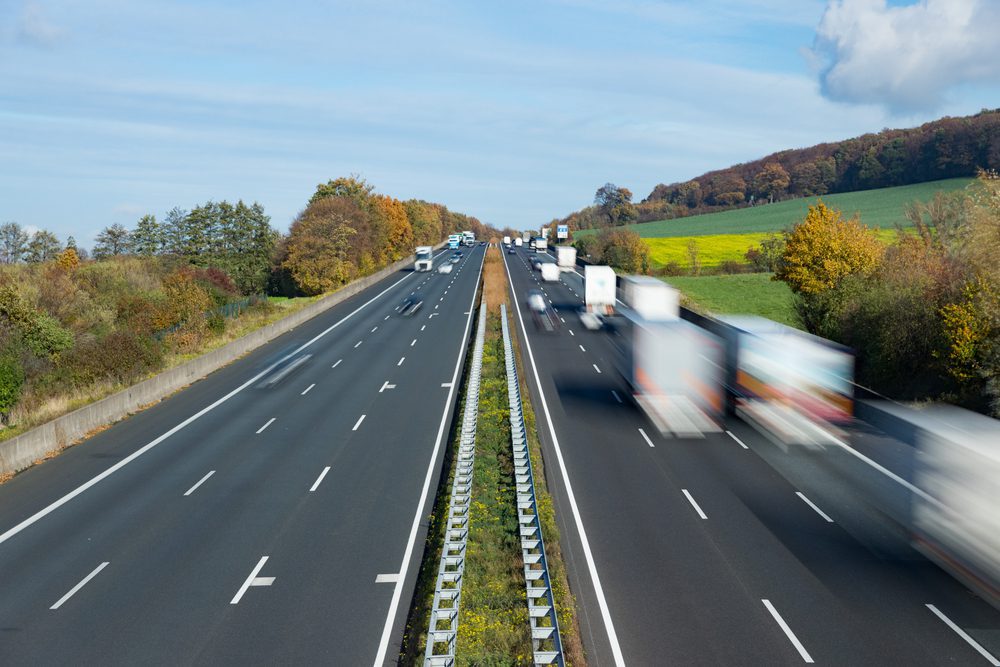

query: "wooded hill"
xmin=557 ymin=109 xmax=1000 ymax=230
xmin=650 ymin=108 xmax=1000 ymax=212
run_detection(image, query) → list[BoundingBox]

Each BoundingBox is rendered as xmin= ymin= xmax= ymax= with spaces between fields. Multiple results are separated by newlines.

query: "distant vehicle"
xmin=541 ymin=262 xmax=560 ymax=282
xmin=530 ymin=256 xmax=543 ymax=271
xmin=535 ymin=238 xmax=548 ymax=253
xmin=503 ymin=236 xmax=511 ymax=246
xmin=438 ymin=262 xmax=453 ymax=274
xmin=522 ymin=230 xmax=531 ymax=242
xmin=529 ymin=238 xmax=536 ymax=249
xmin=507 ymin=245 xmax=516 ymax=254
xmin=527 ymin=289 xmax=558 ymax=332
xmin=462 ymin=231 xmax=475 ymax=246
xmin=450 ymin=254 xmax=461 ymax=264
xmin=399 ymin=293 xmax=424 ymax=317
xmin=514 ymin=237 xmax=523 ymax=247
xmin=414 ymin=246 xmax=434 ymax=272
xmin=448 ymin=234 xmax=461 ymax=249
xmin=556 ymin=246 xmax=576 ymax=269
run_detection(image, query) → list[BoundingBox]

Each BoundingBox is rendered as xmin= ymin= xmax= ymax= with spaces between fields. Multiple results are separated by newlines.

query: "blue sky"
xmin=2 ymin=0 xmax=998 ymax=246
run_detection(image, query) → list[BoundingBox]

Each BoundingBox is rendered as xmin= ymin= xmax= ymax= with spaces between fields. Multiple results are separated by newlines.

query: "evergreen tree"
xmin=131 ymin=214 xmax=164 ymax=256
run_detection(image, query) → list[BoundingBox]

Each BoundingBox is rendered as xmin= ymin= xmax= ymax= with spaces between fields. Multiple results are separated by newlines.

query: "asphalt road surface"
xmin=0 ymin=244 xmax=486 ymax=665
xmin=503 ymin=246 xmax=1000 ymax=666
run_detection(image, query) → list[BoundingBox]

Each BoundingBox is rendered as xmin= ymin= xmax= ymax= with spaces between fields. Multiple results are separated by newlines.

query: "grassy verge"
xmin=0 ymin=295 xmax=323 ymax=447
xmin=662 ymin=273 xmax=799 ymax=328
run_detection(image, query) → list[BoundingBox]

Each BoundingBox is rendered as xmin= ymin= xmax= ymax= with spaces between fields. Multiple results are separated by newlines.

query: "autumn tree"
xmin=597 ymin=228 xmax=649 ymax=274
xmin=594 ymin=183 xmax=637 ymax=226
xmin=57 ymin=247 xmax=80 ymax=271
xmin=372 ymin=195 xmax=413 ymax=262
xmin=752 ymin=162 xmax=790 ymax=203
xmin=283 ymin=197 xmax=362 ymax=295
xmin=775 ymin=201 xmax=884 ymax=295
xmin=310 ymin=175 xmax=375 ymax=208
xmin=404 ymin=199 xmax=443 ymax=245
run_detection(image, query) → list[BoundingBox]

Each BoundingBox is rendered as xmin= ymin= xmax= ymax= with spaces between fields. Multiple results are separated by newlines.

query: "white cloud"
xmin=17 ymin=1 xmax=67 ymax=47
xmin=812 ymin=0 xmax=1000 ymax=111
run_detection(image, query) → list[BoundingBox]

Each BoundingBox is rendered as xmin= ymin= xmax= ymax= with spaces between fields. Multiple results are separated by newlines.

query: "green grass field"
xmin=663 ymin=273 xmax=799 ymax=327
xmin=581 ymin=178 xmax=971 ymax=238
xmin=646 ymin=228 xmax=902 ymax=268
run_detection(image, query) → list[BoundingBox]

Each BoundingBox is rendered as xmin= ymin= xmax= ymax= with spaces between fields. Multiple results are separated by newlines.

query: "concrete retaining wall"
xmin=0 ymin=249 xmax=434 ymax=477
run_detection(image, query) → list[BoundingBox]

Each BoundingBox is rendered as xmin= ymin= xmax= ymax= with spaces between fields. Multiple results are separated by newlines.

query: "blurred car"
xmin=530 ymin=257 xmax=543 ymax=271
xmin=399 ymin=293 xmax=424 ymax=316
xmin=527 ymin=289 xmax=559 ymax=332
xmin=438 ymin=263 xmax=453 ymax=274
xmin=450 ymin=255 xmax=461 ymax=264
xmin=579 ymin=309 xmax=603 ymax=330
xmin=507 ymin=246 xmax=516 ymax=254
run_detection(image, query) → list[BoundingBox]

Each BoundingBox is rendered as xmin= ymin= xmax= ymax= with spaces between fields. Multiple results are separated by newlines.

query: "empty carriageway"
xmin=502 ymin=246 xmax=1000 ymax=666
xmin=0 ymin=245 xmax=486 ymax=666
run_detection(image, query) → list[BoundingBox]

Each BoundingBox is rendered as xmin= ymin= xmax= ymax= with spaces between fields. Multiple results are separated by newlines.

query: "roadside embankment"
xmin=0 ymin=248 xmax=434 ymax=479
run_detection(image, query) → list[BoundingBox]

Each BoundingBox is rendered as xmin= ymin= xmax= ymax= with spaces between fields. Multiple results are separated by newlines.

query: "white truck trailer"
xmin=535 ymin=238 xmax=548 ymax=253
xmin=555 ymin=246 xmax=576 ymax=270
xmin=540 ymin=262 xmax=560 ymax=282
xmin=514 ymin=237 xmax=523 ymax=247
xmin=414 ymin=246 xmax=434 ymax=272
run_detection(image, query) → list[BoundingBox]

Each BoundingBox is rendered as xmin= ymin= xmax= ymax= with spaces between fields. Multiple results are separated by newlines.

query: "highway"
xmin=0 ymin=244 xmax=486 ymax=665
xmin=502 ymin=246 xmax=1000 ymax=666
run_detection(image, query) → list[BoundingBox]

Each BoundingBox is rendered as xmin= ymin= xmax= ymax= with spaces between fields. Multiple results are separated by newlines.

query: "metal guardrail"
xmin=500 ymin=304 xmax=564 ymax=666
xmin=424 ymin=301 xmax=488 ymax=667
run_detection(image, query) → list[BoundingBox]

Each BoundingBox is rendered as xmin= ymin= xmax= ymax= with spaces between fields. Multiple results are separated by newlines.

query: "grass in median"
xmin=662 ymin=273 xmax=800 ymax=328
xmin=455 ymin=312 xmax=534 ymax=663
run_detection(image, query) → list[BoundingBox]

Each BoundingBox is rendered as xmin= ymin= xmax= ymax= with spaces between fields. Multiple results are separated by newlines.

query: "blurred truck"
xmin=615 ymin=280 xmax=724 ymax=437
xmin=716 ymin=315 xmax=854 ymax=448
xmin=503 ymin=235 xmax=511 ymax=246
xmin=621 ymin=275 xmax=679 ymax=321
xmin=555 ymin=246 xmax=576 ymax=270
xmin=535 ymin=238 xmax=548 ymax=253
xmin=514 ymin=237 xmax=523 ymax=247
xmin=581 ymin=265 xmax=615 ymax=329
xmin=541 ymin=262 xmax=560 ymax=282
xmin=414 ymin=246 xmax=434 ymax=272
xmin=448 ymin=234 xmax=460 ymax=250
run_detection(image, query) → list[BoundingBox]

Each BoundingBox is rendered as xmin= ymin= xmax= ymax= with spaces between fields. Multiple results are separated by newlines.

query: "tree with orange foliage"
xmin=776 ymin=201 xmax=884 ymax=294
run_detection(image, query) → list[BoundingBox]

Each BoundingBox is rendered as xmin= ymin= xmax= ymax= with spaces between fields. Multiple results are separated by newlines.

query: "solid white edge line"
xmin=638 ymin=428 xmax=655 ymax=448
xmin=310 ymin=466 xmax=331 ymax=493
xmin=682 ymin=489 xmax=708 ymax=519
xmin=725 ymin=429 xmax=749 ymax=449
xmin=0 ymin=267 xmax=418 ymax=547
xmin=256 ymin=417 xmax=276 ymax=434
xmin=301 ymin=383 xmax=315 ymax=396
xmin=183 ymin=470 xmax=215 ymax=496
xmin=762 ymin=599 xmax=815 ymax=663
xmin=372 ymin=246 xmax=485 ymax=667
xmin=50 ymin=561 xmax=110 ymax=610
xmin=499 ymin=250 xmax=626 ymax=666
xmin=926 ymin=604 xmax=1000 ymax=665
xmin=231 ymin=556 xmax=268 ymax=605
xmin=795 ymin=491 xmax=834 ymax=523
xmin=352 ymin=414 xmax=366 ymax=431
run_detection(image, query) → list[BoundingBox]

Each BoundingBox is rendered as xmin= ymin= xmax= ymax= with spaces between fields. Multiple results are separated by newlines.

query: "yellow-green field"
xmin=646 ymin=229 xmax=902 ymax=268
